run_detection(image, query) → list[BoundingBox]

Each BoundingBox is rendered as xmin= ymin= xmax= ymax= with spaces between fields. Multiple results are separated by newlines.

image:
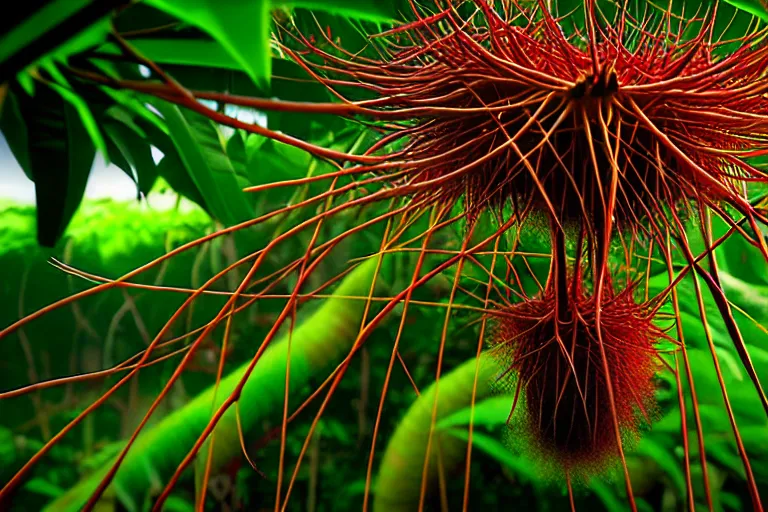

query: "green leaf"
xmin=635 ymin=498 xmax=656 ymax=512
xmin=47 ymin=82 xmax=108 ymax=160
xmin=162 ymin=496 xmax=195 ymax=512
xmin=226 ymin=131 xmax=248 ymax=178
xmin=436 ymin=396 xmax=511 ymax=430
xmin=245 ymin=133 xmax=268 ymax=162
xmin=105 ymin=130 xmax=137 ymax=190
xmin=0 ymin=1 xmax=105 ymax=67
xmin=249 ymin=138 xmax=311 ymax=184
xmin=103 ymin=120 xmax=159 ymax=197
xmin=15 ymin=71 xmax=36 ymax=96
xmin=145 ymin=0 xmax=271 ymax=89
xmin=153 ymin=102 xmax=255 ymax=225
xmin=132 ymin=111 xmax=207 ymax=210
xmin=156 ymin=152 xmax=209 ymax=212
xmin=723 ymin=0 xmax=768 ymax=22
xmin=0 ymin=89 xmax=32 ymax=180
xmin=721 ymin=492 xmax=744 ymax=511
xmin=4 ymin=84 xmax=95 ymax=247
xmin=23 ymin=478 xmax=65 ymax=499
xmin=0 ymin=426 xmax=16 ymax=469
xmin=48 ymin=18 xmax=112 ymax=66
xmin=104 ymin=107 xmax=147 ymax=140
xmin=443 ymin=428 xmax=539 ymax=482
xmin=89 ymin=60 xmax=169 ymax=137
xmin=635 ymin=439 xmax=687 ymax=498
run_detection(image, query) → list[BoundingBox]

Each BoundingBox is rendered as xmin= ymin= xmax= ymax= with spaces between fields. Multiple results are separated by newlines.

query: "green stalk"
xmin=373 ymin=354 xmax=498 ymax=512
xmin=46 ymin=254 xmax=392 ymax=511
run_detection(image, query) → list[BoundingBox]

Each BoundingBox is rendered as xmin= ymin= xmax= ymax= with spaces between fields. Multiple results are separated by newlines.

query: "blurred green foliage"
xmin=1 ymin=193 xmax=766 ymax=511
xmin=2 ymin=1 xmax=768 ymax=511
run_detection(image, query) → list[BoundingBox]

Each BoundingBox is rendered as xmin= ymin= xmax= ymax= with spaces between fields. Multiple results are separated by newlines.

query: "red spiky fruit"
xmin=488 ymin=275 xmax=663 ymax=475
xmin=278 ymin=0 xmax=768 ymax=237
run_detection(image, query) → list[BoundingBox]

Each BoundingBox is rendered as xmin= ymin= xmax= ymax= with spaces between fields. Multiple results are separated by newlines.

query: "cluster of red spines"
xmin=488 ymin=275 xmax=662 ymax=474
xmin=284 ymin=1 xmax=768 ymax=232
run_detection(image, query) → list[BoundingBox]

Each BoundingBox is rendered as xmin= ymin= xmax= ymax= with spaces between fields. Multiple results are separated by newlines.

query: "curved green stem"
xmin=373 ymin=354 xmax=499 ymax=512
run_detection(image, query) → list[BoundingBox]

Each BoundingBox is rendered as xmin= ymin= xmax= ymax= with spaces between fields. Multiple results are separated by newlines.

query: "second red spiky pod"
xmin=487 ymin=247 xmax=663 ymax=476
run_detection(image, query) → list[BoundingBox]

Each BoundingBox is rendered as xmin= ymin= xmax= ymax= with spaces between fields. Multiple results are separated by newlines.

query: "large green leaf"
xmin=248 ymin=137 xmax=311 ymax=185
xmin=105 ymin=130 xmax=136 ymax=190
xmin=145 ymin=0 xmax=271 ymax=89
xmin=88 ymin=60 xmax=170 ymax=137
xmin=634 ymin=439 xmax=687 ymax=499
xmin=1 ymin=85 xmax=95 ymax=247
xmin=153 ymin=102 xmax=255 ymax=225
xmin=0 ymin=1 xmax=111 ymax=78
xmin=47 ymin=81 xmax=108 ymax=160
xmin=131 ymin=111 xmax=209 ymax=211
xmin=723 ymin=0 xmax=768 ymax=22
xmin=155 ymin=153 xmax=209 ymax=213
xmin=225 ymin=130 xmax=249 ymax=178
xmin=103 ymin=120 xmax=159 ymax=197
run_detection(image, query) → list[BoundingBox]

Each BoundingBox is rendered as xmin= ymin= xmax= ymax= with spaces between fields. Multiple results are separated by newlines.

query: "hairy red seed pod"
xmin=488 ymin=277 xmax=663 ymax=475
xmin=280 ymin=1 xmax=768 ymax=234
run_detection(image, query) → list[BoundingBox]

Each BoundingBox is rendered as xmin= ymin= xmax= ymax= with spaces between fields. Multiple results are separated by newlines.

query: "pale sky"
xmin=0 ymin=103 xmax=267 ymax=205
xmin=0 ymin=102 xmax=266 ymax=207
xmin=0 ymin=134 xmax=139 ymax=204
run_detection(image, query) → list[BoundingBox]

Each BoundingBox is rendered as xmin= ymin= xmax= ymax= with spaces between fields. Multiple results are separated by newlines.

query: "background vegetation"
xmin=1 ymin=1 xmax=768 ymax=510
